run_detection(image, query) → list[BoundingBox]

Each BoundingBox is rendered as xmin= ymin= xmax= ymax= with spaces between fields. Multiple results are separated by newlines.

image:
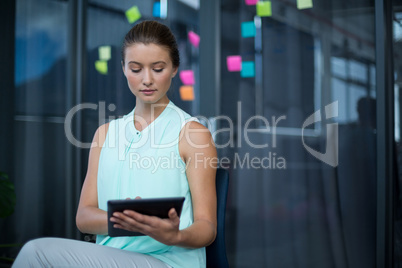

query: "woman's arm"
xmin=175 ymin=121 xmax=217 ymax=247
xmin=110 ymin=121 xmax=217 ymax=248
xmin=76 ymin=123 xmax=110 ymax=235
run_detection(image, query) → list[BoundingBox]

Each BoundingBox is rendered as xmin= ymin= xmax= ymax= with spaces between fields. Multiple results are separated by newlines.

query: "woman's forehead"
xmin=124 ymin=43 xmax=171 ymax=64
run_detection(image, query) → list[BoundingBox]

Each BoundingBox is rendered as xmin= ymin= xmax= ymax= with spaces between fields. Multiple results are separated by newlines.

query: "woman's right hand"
xmin=110 ymin=207 xmax=182 ymax=245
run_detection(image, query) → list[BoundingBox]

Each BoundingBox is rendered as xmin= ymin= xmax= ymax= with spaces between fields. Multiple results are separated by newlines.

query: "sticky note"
xmin=153 ymin=2 xmax=161 ymax=17
xmin=188 ymin=31 xmax=200 ymax=48
xmin=180 ymin=86 xmax=195 ymax=101
xmin=125 ymin=6 xmax=141 ymax=24
xmin=227 ymin=55 xmax=242 ymax=72
xmin=245 ymin=0 xmax=259 ymax=5
xmin=179 ymin=70 xmax=195 ymax=85
xmin=241 ymin=61 xmax=255 ymax=78
xmin=95 ymin=60 xmax=108 ymax=75
xmin=297 ymin=0 xmax=313 ymax=9
xmin=98 ymin=46 xmax=111 ymax=61
xmin=241 ymin=21 xmax=256 ymax=38
xmin=257 ymin=1 xmax=272 ymax=17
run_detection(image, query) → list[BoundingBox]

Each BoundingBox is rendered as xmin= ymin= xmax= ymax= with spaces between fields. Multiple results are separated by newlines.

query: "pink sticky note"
xmin=180 ymin=70 xmax=195 ymax=85
xmin=245 ymin=0 xmax=259 ymax=5
xmin=227 ymin=55 xmax=242 ymax=72
xmin=188 ymin=31 xmax=200 ymax=48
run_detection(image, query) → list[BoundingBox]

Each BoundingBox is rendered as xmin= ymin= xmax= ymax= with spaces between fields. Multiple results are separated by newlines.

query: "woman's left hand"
xmin=110 ymin=208 xmax=182 ymax=245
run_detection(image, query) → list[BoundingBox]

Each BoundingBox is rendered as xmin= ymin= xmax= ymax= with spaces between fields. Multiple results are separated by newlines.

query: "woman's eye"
xmin=154 ymin=69 xmax=163 ymax=73
xmin=131 ymin=69 xmax=141 ymax=73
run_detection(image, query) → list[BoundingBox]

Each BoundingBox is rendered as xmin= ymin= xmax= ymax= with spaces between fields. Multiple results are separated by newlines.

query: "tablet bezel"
xmin=107 ymin=197 xmax=185 ymax=237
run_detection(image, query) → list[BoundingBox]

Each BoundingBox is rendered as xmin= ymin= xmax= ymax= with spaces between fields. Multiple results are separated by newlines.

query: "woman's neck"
xmin=133 ymin=99 xmax=170 ymax=130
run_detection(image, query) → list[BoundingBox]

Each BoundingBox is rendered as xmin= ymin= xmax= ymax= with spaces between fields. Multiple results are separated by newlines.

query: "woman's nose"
xmin=142 ymin=69 xmax=153 ymax=86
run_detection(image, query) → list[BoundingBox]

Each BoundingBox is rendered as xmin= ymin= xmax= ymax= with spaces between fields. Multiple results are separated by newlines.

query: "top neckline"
xmin=128 ymin=101 xmax=172 ymax=136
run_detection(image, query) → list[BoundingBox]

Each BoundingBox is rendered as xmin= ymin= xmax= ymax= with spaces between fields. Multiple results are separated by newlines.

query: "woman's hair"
xmin=121 ymin=20 xmax=180 ymax=68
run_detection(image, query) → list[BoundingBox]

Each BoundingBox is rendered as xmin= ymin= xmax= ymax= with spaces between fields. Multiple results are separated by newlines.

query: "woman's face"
xmin=122 ymin=43 xmax=178 ymax=105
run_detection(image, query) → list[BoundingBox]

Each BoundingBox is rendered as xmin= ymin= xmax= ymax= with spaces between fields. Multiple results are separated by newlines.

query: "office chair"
xmin=206 ymin=168 xmax=230 ymax=268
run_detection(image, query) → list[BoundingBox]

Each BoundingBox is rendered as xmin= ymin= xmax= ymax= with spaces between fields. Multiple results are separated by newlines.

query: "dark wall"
xmin=0 ymin=0 xmax=15 ymax=177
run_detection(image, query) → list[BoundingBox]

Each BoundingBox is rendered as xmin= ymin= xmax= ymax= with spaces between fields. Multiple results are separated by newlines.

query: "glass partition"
xmin=393 ymin=2 xmax=402 ymax=266
xmin=13 ymin=0 xmax=69 ymax=243
xmin=220 ymin=0 xmax=377 ymax=267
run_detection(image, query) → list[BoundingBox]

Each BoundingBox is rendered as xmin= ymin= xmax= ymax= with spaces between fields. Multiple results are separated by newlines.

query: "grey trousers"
xmin=12 ymin=237 xmax=171 ymax=268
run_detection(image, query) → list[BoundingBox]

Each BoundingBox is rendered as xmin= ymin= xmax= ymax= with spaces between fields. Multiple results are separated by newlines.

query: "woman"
xmin=13 ymin=20 xmax=217 ymax=268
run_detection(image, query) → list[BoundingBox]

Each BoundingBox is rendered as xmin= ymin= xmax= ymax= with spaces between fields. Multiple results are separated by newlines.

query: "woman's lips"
xmin=140 ymin=89 xmax=156 ymax=95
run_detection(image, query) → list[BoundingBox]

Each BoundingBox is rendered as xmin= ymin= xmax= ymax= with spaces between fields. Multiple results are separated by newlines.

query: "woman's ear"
xmin=172 ymin=67 xmax=178 ymax=78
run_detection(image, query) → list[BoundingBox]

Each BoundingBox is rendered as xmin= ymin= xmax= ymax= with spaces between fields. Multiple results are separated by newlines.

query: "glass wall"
xmin=394 ymin=1 xmax=402 ymax=266
xmin=13 ymin=0 xmax=69 ymax=242
xmin=219 ymin=0 xmax=377 ymax=267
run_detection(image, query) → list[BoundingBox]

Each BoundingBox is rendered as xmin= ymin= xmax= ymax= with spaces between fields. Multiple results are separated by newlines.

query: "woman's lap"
xmin=12 ymin=237 xmax=170 ymax=268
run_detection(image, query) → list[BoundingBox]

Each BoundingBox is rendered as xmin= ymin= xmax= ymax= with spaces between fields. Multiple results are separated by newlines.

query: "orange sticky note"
xmin=180 ymin=86 xmax=194 ymax=101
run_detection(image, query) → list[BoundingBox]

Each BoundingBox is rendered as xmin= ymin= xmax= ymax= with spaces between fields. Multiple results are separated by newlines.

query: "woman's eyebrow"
xmin=127 ymin=61 xmax=167 ymax=65
xmin=152 ymin=61 xmax=167 ymax=65
xmin=128 ymin=61 xmax=142 ymax=65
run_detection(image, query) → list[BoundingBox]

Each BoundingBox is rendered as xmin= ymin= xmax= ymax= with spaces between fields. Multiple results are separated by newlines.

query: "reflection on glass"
xmin=15 ymin=0 xmax=68 ymax=117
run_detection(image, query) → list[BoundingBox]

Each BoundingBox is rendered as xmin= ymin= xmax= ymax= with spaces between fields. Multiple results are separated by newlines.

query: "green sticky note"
xmin=98 ymin=46 xmax=111 ymax=61
xmin=241 ymin=21 xmax=256 ymax=38
xmin=297 ymin=0 xmax=313 ymax=9
xmin=241 ymin=61 xmax=255 ymax=78
xmin=257 ymin=1 xmax=272 ymax=17
xmin=95 ymin=60 xmax=108 ymax=75
xmin=125 ymin=6 xmax=141 ymax=24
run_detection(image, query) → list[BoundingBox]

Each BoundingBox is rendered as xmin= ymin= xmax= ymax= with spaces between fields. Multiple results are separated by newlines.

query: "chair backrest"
xmin=206 ymin=168 xmax=229 ymax=268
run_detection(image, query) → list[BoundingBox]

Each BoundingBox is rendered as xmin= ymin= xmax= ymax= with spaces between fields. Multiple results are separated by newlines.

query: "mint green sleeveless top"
xmin=96 ymin=101 xmax=205 ymax=268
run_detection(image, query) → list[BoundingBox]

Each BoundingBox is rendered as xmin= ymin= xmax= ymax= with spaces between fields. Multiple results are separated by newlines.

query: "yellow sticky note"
xmin=180 ymin=86 xmax=194 ymax=101
xmin=257 ymin=1 xmax=272 ymax=17
xmin=95 ymin=60 xmax=108 ymax=75
xmin=297 ymin=0 xmax=313 ymax=9
xmin=98 ymin=46 xmax=111 ymax=61
xmin=125 ymin=6 xmax=141 ymax=24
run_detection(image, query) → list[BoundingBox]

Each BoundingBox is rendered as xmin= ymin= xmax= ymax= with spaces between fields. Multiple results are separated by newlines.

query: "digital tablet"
xmin=107 ymin=197 xmax=185 ymax=237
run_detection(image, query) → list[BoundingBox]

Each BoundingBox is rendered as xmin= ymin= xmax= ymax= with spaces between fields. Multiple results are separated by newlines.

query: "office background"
xmin=0 ymin=0 xmax=400 ymax=267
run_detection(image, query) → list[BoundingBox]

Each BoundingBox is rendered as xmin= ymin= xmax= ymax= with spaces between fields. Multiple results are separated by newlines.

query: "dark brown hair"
xmin=121 ymin=20 xmax=180 ymax=68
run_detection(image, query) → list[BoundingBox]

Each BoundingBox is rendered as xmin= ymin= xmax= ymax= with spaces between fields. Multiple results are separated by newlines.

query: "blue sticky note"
xmin=153 ymin=2 xmax=161 ymax=17
xmin=241 ymin=21 xmax=256 ymax=38
xmin=241 ymin=61 xmax=255 ymax=78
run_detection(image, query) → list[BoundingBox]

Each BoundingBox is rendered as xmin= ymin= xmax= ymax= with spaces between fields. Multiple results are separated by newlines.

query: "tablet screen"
xmin=107 ymin=197 xmax=185 ymax=237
